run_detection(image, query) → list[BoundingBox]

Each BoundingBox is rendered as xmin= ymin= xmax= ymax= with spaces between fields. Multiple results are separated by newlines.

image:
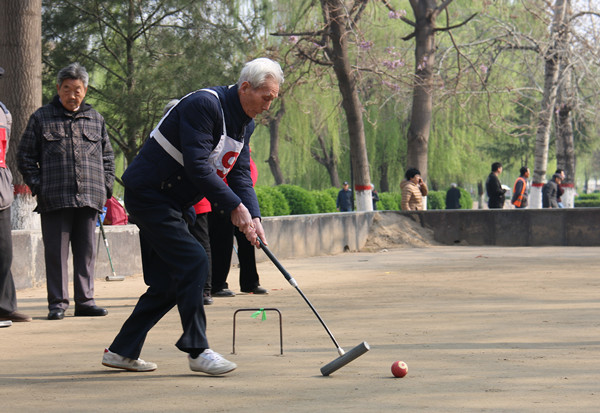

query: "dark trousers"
xmin=0 ymin=207 xmax=17 ymax=315
xmin=188 ymin=213 xmax=211 ymax=293
xmin=208 ymin=211 xmax=259 ymax=293
xmin=40 ymin=207 xmax=98 ymax=310
xmin=109 ymin=191 xmax=209 ymax=359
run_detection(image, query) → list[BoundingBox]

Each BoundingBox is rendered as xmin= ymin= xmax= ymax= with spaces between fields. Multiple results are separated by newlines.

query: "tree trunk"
xmin=529 ymin=0 xmax=568 ymax=208
xmin=267 ymin=101 xmax=286 ymax=185
xmin=322 ymin=0 xmax=372 ymax=211
xmin=0 ymin=0 xmax=42 ymax=229
xmin=406 ymin=1 xmax=437 ymax=183
xmin=555 ymin=64 xmax=576 ymax=208
xmin=311 ymin=129 xmax=340 ymax=188
xmin=379 ymin=162 xmax=389 ymax=192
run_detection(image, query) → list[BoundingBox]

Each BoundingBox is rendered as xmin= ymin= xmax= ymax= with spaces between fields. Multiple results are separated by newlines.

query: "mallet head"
xmin=320 ymin=341 xmax=370 ymax=376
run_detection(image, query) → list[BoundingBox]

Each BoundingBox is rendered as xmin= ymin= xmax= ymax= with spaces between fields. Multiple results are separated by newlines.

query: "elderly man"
xmin=101 ymin=58 xmax=283 ymax=375
xmin=542 ymin=173 xmax=562 ymax=208
xmin=336 ymin=181 xmax=353 ymax=212
xmin=17 ymin=63 xmax=115 ymax=321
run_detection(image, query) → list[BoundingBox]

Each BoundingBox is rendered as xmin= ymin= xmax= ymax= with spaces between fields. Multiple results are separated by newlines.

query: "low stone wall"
xmin=11 ymin=208 xmax=600 ymax=291
xmin=402 ymin=207 xmax=600 ymax=246
xmin=11 ymin=212 xmax=376 ymax=290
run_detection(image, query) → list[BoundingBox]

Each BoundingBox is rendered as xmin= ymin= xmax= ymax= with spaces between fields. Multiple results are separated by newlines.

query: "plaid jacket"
xmin=17 ymin=95 xmax=115 ymax=213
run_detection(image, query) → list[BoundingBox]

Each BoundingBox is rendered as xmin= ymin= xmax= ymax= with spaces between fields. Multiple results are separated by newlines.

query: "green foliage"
xmin=39 ymin=0 xmax=600 ymax=196
xmin=394 ymin=193 xmax=403 ymax=210
xmin=576 ymin=193 xmax=600 ymax=200
xmin=256 ymin=185 xmax=290 ymax=216
xmin=312 ymin=190 xmax=337 ymax=213
xmin=378 ymin=192 xmax=399 ymax=211
xmin=427 ymin=191 xmax=445 ymax=210
xmin=574 ymin=199 xmax=600 ymax=208
xmin=42 ymin=0 xmax=263 ymax=164
xmin=324 ymin=187 xmax=340 ymax=201
xmin=458 ymin=188 xmax=473 ymax=210
xmin=255 ymin=186 xmax=275 ymax=217
xmin=574 ymin=193 xmax=600 ymax=207
xmin=275 ymin=184 xmax=318 ymax=215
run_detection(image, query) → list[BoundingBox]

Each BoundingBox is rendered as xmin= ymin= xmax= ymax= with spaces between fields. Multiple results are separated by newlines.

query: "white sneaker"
xmin=102 ymin=348 xmax=157 ymax=372
xmin=0 ymin=320 xmax=12 ymax=328
xmin=188 ymin=349 xmax=237 ymax=375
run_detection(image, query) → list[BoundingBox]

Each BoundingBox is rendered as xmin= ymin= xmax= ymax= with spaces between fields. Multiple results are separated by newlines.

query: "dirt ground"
xmin=1 ymin=245 xmax=600 ymax=412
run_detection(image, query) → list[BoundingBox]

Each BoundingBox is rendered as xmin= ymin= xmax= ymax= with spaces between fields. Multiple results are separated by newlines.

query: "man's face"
xmin=57 ymin=78 xmax=87 ymax=112
xmin=239 ymin=77 xmax=279 ymax=118
xmin=497 ymin=166 xmax=503 ymax=175
xmin=410 ymin=174 xmax=421 ymax=184
xmin=524 ymin=169 xmax=530 ymax=178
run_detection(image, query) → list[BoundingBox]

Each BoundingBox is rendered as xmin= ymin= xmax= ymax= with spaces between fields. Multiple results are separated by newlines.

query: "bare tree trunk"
xmin=311 ymin=128 xmax=340 ymax=187
xmin=406 ymin=1 xmax=437 ymax=183
xmin=529 ymin=0 xmax=568 ymax=208
xmin=321 ymin=0 xmax=372 ymax=211
xmin=267 ymin=101 xmax=286 ymax=185
xmin=556 ymin=64 xmax=576 ymax=208
xmin=0 ymin=0 xmax=42 ymax=229
xmin=379 ymin=162 xmax=389 ymax=192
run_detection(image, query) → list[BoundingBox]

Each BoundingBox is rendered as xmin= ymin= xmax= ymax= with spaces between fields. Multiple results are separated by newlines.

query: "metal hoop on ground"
xmin=232 ymin=308 xmax=283 ymax=355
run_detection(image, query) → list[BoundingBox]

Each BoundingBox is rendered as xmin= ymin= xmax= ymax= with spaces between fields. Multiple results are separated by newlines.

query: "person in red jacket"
xmin=188 ymin=198 xmax=214 ymax=305
xmin=209 ymin=154 xmax=267 ymax=297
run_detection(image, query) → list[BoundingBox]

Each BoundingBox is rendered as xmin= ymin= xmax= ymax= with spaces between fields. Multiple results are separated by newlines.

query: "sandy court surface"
xmin=1 ymin=245 xmax=599 ymax=412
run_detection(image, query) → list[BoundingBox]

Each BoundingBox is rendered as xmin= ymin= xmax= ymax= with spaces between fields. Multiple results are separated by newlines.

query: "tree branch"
xmin=433 ymin=13 xmax=477 ymax=33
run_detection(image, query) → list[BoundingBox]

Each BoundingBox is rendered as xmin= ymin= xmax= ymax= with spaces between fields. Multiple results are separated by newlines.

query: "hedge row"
xmin=255 ymin=185 xmax=474 ymax=216
xmin=574 ymin=192 xmax=600 ymax=208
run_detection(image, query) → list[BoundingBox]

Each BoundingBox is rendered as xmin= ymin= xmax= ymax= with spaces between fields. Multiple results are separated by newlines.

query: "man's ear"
xmin=239 ymin=81 xmax=251 ymax=93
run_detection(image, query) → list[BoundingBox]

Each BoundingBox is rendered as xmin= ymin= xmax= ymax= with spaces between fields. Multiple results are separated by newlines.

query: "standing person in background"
xmin=400 ymin=168 xmax=428 ymax=211
xmin=555 ymin=169 xmax=565 ymax=208
xmin=336 ymin=181 xmax=353 ymax=212
xmin=210 ymin=154 xmax=267 ymax=297
xmin=542 ymin=174 xmax=562 ymax=208
xmin=17 ymin=63 xmax=115 ymax=321
xmin=485 ymin=162 xmax=506 ymax=209
xmin=188 ymin=198 xmax=214 ymax=305
xmin=511 ymin=167 xmax=530 ymax=209
xmin=0 ymin=66 xmax=32 ymax=326
xmin=445 ymin=183 xmax=461 ymax=210
xmin=371 ymin=184 xmax=379 ymax=211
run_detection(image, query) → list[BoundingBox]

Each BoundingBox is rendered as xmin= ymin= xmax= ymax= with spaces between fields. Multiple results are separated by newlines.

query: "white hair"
xmin=237 ymin=58 xmax=284 ymax=89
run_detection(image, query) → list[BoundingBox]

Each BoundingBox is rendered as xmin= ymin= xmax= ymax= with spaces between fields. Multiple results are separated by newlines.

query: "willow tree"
xmin=387 ymin=0 xmax=477 ymax=183
xmin=272 ymin=0 xmax=376 ymax=210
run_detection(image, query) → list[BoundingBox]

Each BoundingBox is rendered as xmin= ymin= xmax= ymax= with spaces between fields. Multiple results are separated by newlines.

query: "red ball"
xmin=391 ymin=361 xmax=408 ymax=378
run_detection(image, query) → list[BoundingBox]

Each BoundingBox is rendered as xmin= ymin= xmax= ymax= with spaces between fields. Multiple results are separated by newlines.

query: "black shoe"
xmin=212 ymin=289 xmax=235 ymax=297
xmin=74 ymin=305 xmax=108 ymax=317
xmin=48 ymin=309 xmax=65 ymax=320
xmin=242 ymin=286 xmax=268 ymax=295
xmin=203 ymin=291 xmax=213 ymax=305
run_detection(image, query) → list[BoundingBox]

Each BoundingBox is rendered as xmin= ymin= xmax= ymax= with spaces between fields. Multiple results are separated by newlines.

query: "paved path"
xmin=1 ymin=246 xmax=599 ymax=412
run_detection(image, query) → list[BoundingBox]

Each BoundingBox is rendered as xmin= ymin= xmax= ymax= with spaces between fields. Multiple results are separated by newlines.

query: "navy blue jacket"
xmin=122 ymin=85 xmax=260 ymax=217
